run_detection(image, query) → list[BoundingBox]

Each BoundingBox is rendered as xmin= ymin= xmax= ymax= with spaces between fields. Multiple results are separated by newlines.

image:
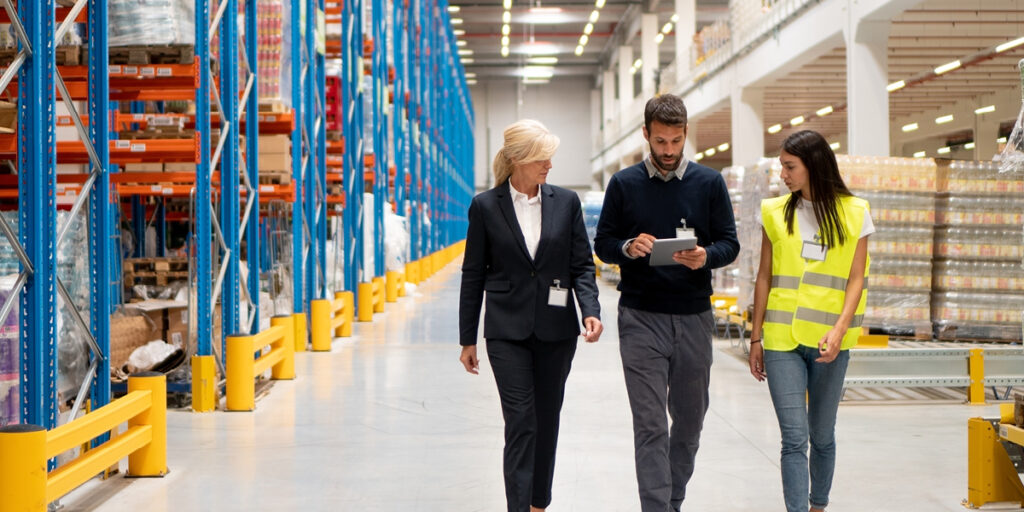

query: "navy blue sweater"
xmin=594 ymin=161 xmax=740 ymax=314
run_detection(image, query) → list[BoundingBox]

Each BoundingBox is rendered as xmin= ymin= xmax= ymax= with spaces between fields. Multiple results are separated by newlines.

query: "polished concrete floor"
xmin=62 ymin=258 xmax=1010 ymax=511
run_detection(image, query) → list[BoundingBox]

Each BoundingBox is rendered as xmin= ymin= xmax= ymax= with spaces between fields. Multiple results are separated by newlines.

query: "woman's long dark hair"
xmin=781 ymin=130 xmax=853 ymax=248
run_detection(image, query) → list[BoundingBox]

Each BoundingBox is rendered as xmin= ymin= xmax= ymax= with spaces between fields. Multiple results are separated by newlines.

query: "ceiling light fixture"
xmin=574 ymin=45 xmax=584 ymax=56
xmin=937 ymin=146 xmax=951 ymax=154
xmin=996 ymin=36 xmax=1024 ymax=53
xmin=528 ymin=6 xmax=562 ymax=13
xmin=633 ymin=58 xmax=642 ymax=68
xmin=502 ymin=24 xmax=510 ymax=35
xmin=816 ymin=105 xmax=833 ymax=117
xmin=975 ymin=105 xmax=996 ymax=115
xmin=461 ymin=57 xmax=474 ymax=63
xmin=670 ymin=13 xmax=678 ymax=22
xmin=705 ymin=148 xmax=716 ymax=157
xmin=465 ymin=72 xmax=476 ymax=78
xmin=886 ymin=80 xmax=905 ymax=92
xmin=935 ymin=114 xmax=954 ymax=124
xmin=934 ymin=60 xmax=961 ymax=75
xmin=451 ymin=17 xmax=463 ymax=24
xmin=500 ymin=47 xmax=509 ymax=57
xmin=655 ymin=33 xmax=664 ymax=44
xmin=913 ymin=151 xmax=926 ymax=158
xmin=503 ymin=11 xmax=511 ymax=23
xmin=694 ymin=153 xmax=704 ymax=161
xmin=661 ymin=22 xmax=673 ymax=34
xmin=521 ymin=66 xmax=554 ymax=78
xmin=589 ymin=10 xmax=599 ymax=23
xmin=830 ymin=142 xmax=840 ymax=150
xmin=998 ymin=136 xmax=1008 ymax=144
xmin=584 ymin=23 xmax=593 ymax=35
xmin=717 ymin=142 xmax=730 ymax=152
xmin=458 ymin=49 xmax=473 ymax=56
xmin=454 ymin=29 xmax=465 ymax=35
xmin=528 ymin=56 xmax=558 ymax=64
xmin=767 ymin=124 xmax=782 ymax=134
xmin=902 ymin=122 xmax=919 ymax=132
xmin=467 ymin=79 xmax=477 ymax=84
xmin=522 ymin=78 xmax=550 ymax=85
xmin=503 ymin=0 xmax=511 ymax=8
xmin=595 ymin=0 xmax=605 ymax=8
xmin=579 ymin=34 xmax=589 ymax=45
xmin=448 ymin=5 xmax=460 ymax=12
xmin=456 ymin=40 xmax=467 ymax=46
xmin=790 ymin=115 xmax=804 ymax=126
xmin=965 ymin=142 xmax=976 ymax=150
xmin=630 ymin=66 xmax=638 ymax=75
xmin=501 ymin=36 xmax=509 ymax=46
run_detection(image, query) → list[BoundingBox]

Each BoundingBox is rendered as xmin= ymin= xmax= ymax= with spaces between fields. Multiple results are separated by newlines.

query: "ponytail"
xmin=492 ymin=148 xmax=513 ymax=185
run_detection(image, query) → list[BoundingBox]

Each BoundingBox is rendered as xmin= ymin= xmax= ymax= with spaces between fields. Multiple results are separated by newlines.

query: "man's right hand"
xmin=460 ymin=345 xmax=479 ymax=375
xmin=627 ymin=233 xmax=656 ymax=258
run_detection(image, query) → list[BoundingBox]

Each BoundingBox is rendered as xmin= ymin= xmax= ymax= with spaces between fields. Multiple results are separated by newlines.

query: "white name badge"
xmin=801 ymin=241 xmax=827 ymax=261
xmin=548 ymin=280 xmax=568 ymax=307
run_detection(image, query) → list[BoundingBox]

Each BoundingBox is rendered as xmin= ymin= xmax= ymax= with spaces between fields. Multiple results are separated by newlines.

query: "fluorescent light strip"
xmin=579 ymin=34 xmax=589 ymax=45
xmin=584 ymin=23 xmax=593 ymax=35
xmin=589 ymin=10 xmax=599 ymax=23
xmin=902 ymin=122 xmax=919 ymax=132
xmin=886 ymin=80 xmax=905 ymax=92
xmin=456 ymin=40 xmax=467 ymax=46
xmin=502 ymin=11 xmax=510 ymax=23
xmin=501 ymin=36 xmax=509 ymax=46
xmin=996 ymin=36 xmax=1024 ymax=53
xmin=633 ymin=58 xmax=642 ymax=68
xmin=670 ymin=13 xmax=678 ymax=22
xmin=574 ymin=45 xmax=584 ymax=56
xmin=595 ymin=0 xmax=605 ymax=8
xmin=500 ymin=47 xmax=509 ymax=57
xmin=705 ymin=148 xmax=716 ymax=157
xmin=767 ymin=124 xmax=782 ymax=134
xmin=461 ymin=57 xmax=474 ymax=63
xmin=503 ymin=0 xmax=511 ymax=9
xmin=454 ymin=29 xmax=465 ymax=35
xmin=502 ymin=24 xmax=510 ymax=35
xmin=458 ymin=49 xmax=473 ymax=56
xmin=694 ymin=153 xmax=704 ymax=161
xmin=655 ymin=33 xmax=665 ymax=44
xmin=965 ymin=142 xmax=976 ymax=150
xmin=998 ymin=136 xmax=1008 ymax=144
xmin=975 ymin=105 xmax=995 ymax=115
xmin=717 ymin=142 xmax=730 ymax=152
xmin=934 ymin=60 xmax=961 ymax=75
xmin=913 ymin=151 xmax=926 ymax=158
xmin=448 ymin=5 xmax=460 ymax=12
xmin=830 ymin=142 xmax=840 ymax=150
xmin=465 ymin=72 xmax=476 ymax=78
xmin=937 ymin=146 xmax=951 ymax=154
xmin=935 ymin=114 xmax=954 ymax=124
xmin=661 ymin=22 xmax=673 ymax=34
xmin=790 ymin=116 xmax=804 ymax=126
xmin=816 ymin=106 xmax=833 ymax=117
xmin=451 ymin=17 xmax=463 ymax=24
xmin=528 ymin=57 xmax=558 ymax=64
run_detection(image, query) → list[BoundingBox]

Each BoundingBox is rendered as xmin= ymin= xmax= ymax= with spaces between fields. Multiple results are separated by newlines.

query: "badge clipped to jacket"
xmin=801 ymin=233 xmax=827 ymax=262
xmin=548 ymin=279 xmax=568 ymax=307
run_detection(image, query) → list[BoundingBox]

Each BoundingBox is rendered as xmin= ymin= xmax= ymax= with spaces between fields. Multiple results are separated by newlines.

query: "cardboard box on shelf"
xmin=258 ymin=135 xmax=291 ymax=155
xmin=164 ymin=163 xmax=197 ymax=173
xmin=258 ymin=153 xmax=291 ymax=173
xmin=124 ymin=163 xmax=164 ymax=172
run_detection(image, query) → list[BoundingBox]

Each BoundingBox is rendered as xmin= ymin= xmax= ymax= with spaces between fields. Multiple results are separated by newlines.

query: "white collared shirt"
xmin=643 ymin=155 xmax=688 ymax=181
xmin=509 ymin=181 xmax=542 ymax=259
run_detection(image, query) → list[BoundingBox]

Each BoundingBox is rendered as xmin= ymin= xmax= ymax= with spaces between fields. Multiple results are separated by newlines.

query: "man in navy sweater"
xmin=594 ymin=94 xmax=739 ymax=512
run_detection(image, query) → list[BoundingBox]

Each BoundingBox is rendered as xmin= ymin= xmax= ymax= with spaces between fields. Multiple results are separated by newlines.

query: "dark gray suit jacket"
xmin=459 ymin=181 xmax=600 ymax=346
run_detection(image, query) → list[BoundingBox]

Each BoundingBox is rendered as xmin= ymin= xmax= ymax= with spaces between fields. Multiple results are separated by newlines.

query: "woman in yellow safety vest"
xmin=748 ymin=130 xmax=872 ymax=512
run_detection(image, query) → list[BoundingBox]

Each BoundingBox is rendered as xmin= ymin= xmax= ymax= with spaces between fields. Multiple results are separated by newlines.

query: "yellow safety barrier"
xmin=311 ymin=291 xmax=354 ymax=350
xmin=406 ymin=260 xmax=420 ymax=285
xmin=372 ymin=277 xmax=385 ymax=313
xmin=385 ymin=270 xmax=402 ymax=302
xmin=191 ymin=354 xmax=217 ymax=412
xmin=395 ymin=271 xmax=407 ymax=297
xmin=226 ymin=316 xmax=295 ymax=411
xmin=0 ymin=373 xmax=167 ymax=511
xmin=965 ymin=407 xmax=1024 ymax=508
xmin=292 ymin=312 xmax=307 ymax=353
xmin=357 ymin=281 xmax=374 ymax=322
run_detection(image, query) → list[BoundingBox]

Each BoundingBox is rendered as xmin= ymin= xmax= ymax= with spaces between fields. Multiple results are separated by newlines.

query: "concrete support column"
xmin=641 ymin=14 xmax=658 ymax=100
xmin=602 ymin=70 xmax=615 ymax=143
xmin=846 ymin=20 xmax=890 ymax=156
xmin=618 ymin=46 xmax=634 ymax=122
xmin=975 ymin=111 xmax=1000 ymax=161
xmin=684 ymin=122 xmax=697 ymax=162
xmin=731 ymin=86 xmax=765 ymax=167
xmin=674 ymin=0 xmax=695 ymax=84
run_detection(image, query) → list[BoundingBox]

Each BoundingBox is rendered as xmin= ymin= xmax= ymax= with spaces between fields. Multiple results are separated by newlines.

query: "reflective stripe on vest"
xmin=794 ymin=308 xmax=863 ymax=329
xmin=764 ymin=309 xmax=793 ymax=324
xmin=802 ymin=271 xmax=847 ymax=291
xmin=771 ymin=276 xmax=800 ymax=290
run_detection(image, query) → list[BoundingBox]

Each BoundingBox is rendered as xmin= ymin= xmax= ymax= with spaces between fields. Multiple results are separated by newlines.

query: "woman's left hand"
xmin=582 ymin=317 xmax=603 ymax=343
xmin=816 ymin=328 xmax=844 ymax=363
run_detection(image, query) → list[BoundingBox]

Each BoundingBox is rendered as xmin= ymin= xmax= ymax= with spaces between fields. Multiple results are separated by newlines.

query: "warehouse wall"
xmin=469 ymin=77 xmax=594 ymax=193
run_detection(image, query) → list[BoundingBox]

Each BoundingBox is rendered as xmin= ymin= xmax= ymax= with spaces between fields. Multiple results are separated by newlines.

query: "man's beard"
xmin=651 ymin=146 xmax=684 ymax=172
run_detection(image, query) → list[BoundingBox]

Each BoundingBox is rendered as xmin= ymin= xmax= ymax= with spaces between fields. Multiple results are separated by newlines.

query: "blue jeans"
xmin=764 ymin=346 xmax=850 ymax=512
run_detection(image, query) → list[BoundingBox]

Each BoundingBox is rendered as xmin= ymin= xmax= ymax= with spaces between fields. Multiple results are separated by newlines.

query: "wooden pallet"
xmin=124 ymin=272 xmax=189 ymax=287
xmin=258 ymin=171 xmax=291 ymax=185
xmin=124 ymin=258 xmax=188 ymax=274
xmin=0 ymin=46 xmax=81 ymax=67
xmin=120 ymin=129 xmax=195 ymax=140
xmin=258 ymin=101 xmax=289 ymax=114
xmin=109 ymin=45 xmax=195 ymax=65
xmin=326 ymin=130 xmax=344 ymax=141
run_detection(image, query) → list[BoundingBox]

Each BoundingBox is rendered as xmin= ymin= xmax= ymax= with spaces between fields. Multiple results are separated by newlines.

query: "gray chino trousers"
xmin=618 ymin=305 xmax=715 ymax=512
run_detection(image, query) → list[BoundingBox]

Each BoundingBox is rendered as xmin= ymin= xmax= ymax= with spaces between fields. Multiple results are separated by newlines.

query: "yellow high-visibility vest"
xmin=761 ymin=194 xmax=870 ymax=351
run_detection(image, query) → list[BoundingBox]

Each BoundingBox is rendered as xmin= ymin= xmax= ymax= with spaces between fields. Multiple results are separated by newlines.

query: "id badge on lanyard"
xmin=801 ymin=234 xmax=827 ymax=262
xmin=548 ymin=279 xmax=568 ymax=307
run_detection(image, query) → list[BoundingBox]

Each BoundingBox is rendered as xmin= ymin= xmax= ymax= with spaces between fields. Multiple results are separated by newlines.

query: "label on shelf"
xmin=130 ymin=143 xmax=146 ymax=153
xmin=260 ymin=185 xmax=274 ymax=192
xmin=151 ymin=185 xmax=162 ymax=193
xmin=115 ymin=140 xmax=131 ymax=149
xmin=141 ymin=67 xmax=156 ymax=77
xmin=157 ymin=68 xmax=172 ymax=77
xmin=162 ymin=188 xmax=173 ymax=196
xmin=125 ymin=66 xmax=138 ymax=75
xmin=110 ymin=65 xmax=122 ymax=75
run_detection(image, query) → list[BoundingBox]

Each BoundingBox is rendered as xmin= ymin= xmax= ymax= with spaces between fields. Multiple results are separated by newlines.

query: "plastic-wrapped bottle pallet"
xmin=838 ymin=155 xmax=937 ymax=338
xmin=110 ymin=0 xmax=195 ymax=47
xmin=932 ymin=160 xmax=1024 ymax=341
xmin=257 ymin=0 xmax=292 ymax=107
xmin=715 ymin=166 xmax=746 ymax=299
xmin=734 ymin=158 xmax=784 ymax=314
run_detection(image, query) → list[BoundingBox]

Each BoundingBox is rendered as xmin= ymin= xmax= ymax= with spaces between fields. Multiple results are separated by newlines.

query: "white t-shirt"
xmin=756 ymin=197 xmax=875 ymax=243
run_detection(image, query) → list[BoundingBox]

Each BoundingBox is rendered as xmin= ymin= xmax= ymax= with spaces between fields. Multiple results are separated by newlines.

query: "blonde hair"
xmin=492 ymin=119 xmax=560 ymax=186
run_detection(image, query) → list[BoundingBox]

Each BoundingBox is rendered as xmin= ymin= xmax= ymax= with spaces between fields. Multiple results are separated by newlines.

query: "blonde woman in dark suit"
xmin=459 ymin=119 xmax=603 ymax=512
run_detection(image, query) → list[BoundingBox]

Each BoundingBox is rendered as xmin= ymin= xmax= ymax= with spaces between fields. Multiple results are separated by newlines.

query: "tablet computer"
xmin=648 ymin=237 xmax=698 ymax=266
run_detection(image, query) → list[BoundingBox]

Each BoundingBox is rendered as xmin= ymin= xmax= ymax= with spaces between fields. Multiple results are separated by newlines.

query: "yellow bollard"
xmin=969 ymin=348 xmax=985 ymax=405
xmin=372 ymin=277 xmax=385 ymax=313
xmin=226 ymin=334 xmax=255 ymax=411
xmin=310 ymin=299 xmax=332 ymax=352
xmin=271 ymin=315 xmax=296 ymax=379
xmin=0 ymin=424 xmax=47 ymax=512
xmin=385 ymin=271 xmax=399 ymax=302
xmin=337 ymin=291 xmax=354 ymax=337
xmin=405 ymin=260 xmax=420 ymax=285
xmin=357 ymin=282 xmax=374 ymax=322
xmin=127 ymin=372 xmax=168 ymax=477
xmin=292 ymin=312 xmax=307 ymax=353
xmin=191 ymin=355 xmax=217 ymax=412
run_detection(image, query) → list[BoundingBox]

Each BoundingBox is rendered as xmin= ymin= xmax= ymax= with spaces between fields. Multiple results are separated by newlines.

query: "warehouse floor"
xmin=61 ymin=258 xmax=1007 ymax=512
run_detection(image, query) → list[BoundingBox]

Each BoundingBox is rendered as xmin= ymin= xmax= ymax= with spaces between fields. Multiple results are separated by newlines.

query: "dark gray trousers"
xmin=618 ymin=305 xmax=715 ymax=512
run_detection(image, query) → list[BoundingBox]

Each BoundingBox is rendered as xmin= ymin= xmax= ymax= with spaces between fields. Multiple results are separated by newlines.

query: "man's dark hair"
xmin=644 ymin=94 xmax=688 ymax=133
